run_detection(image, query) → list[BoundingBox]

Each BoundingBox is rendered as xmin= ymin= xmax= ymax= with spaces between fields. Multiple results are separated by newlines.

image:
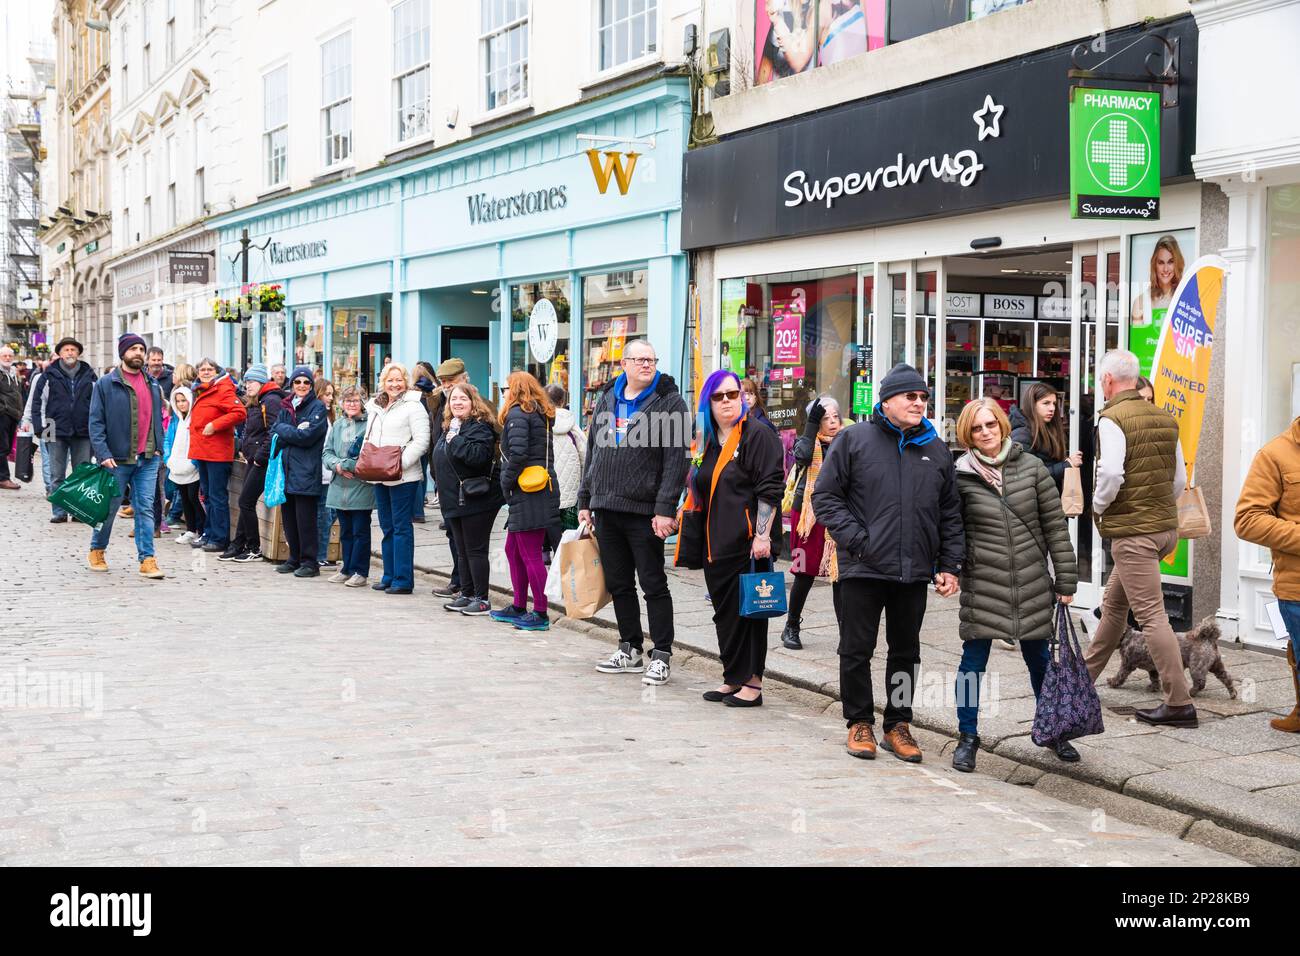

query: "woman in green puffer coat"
xmin=951 ymin=397 xmax=1079 ymax=775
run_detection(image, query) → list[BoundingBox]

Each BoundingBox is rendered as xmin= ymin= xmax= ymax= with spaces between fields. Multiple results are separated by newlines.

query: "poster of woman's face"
xmin=755 ymin=0 xmax=818 ymax=85
xmin=1128 ymin=227 xmax=1195 ymax=379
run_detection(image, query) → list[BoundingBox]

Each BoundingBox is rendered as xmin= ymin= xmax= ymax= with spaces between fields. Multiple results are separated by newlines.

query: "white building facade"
xmin=1191 ymin=0 xmax=1300 ymax=650
xmin=104 ymin=0 xmax=240 ymax=368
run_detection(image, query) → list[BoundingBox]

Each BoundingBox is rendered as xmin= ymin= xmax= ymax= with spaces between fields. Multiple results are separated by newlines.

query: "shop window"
xmin=511 ymin=278 xmax=570 ymax=391
xmin=720 ymin=267 xmax=857 ymax=469
xmin=1265 ymin=186 xmax=1300 ymax=444
xmin=582 ymin=268 xmax=648 ymax=420
xmin=321 ymin=32 xmax=353 ymax=167
xmin=330 ymin=307 xmax=383 ymax=392
xmin=262 ymin=312 xmax=286 ymax=369
xmin=481 ymin=0 xmax=529 ymax=112
xmin=294 ymin=307 xmax=326 ymax=375
xmin=598 ymin=0 xmax=658 ymax=72
xmin=393 ymin=0 xmax=431 ymax=142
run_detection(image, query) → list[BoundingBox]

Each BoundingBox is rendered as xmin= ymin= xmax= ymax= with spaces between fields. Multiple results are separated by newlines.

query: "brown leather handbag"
xmin=354 ymin=408 xmax=403 ymax=482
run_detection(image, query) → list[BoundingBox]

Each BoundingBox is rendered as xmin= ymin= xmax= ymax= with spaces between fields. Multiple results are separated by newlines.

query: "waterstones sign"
xmin=1070 ymin=88 xmax=1161 ymax=220
xmin=269 ymin=239 xmax=328 ymax=265
xmin=468 ymin=185 xmax=568 ymax=225
xmin=679 ymin=16 xmax=1196 ymax=250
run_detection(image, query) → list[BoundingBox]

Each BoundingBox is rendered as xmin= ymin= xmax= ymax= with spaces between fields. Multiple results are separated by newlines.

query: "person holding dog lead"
xmin=949 ymin=398 xmax=1079 ymax=773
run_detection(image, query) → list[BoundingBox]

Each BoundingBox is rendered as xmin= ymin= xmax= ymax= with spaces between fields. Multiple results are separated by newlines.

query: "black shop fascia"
xmin=680 ymin=14 xmax=1199 ymax=250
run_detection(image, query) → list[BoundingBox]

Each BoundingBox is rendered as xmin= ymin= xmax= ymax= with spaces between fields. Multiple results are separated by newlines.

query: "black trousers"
xmin=595 ymin=509 xmax=675 ymax=654
xmin=704 ymin=552 xmax=768 ymax=685
xmin=233 ymin=462 xmax=266 ymax=551
xmin=838 ymin=578 xmax=928 ymax=731
xmin=0 ymin=416 xmax=13 ymax=481
xmin=444 ymin=520 xmax=462 ymax=589
xmin=448 ymin=506 xmax=501 ymax=600
xmin=281 ymin=493 xmax=319 ymax=570
xmin=787 ymin=573 xmax=843 ymax=625
xmin=176 ymin=481 xmax=205 ymax=537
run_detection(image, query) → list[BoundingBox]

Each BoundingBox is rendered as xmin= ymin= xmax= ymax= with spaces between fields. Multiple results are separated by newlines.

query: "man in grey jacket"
xmin=578 ymin=339 xmax=691 ymax=686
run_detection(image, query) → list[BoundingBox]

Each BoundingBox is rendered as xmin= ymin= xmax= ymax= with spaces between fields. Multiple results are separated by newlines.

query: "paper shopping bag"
xmin=558 ymin=525 xmax=612 ymax=619
xmin=1060 ymin=466 xmax=1084 ymax=517
xmin=1176 ymin=485 xmax=1212 ymax=539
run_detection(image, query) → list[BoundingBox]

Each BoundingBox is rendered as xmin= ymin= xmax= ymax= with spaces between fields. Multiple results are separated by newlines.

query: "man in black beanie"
xmin=812 ymin=363 xmax=964 ymax=764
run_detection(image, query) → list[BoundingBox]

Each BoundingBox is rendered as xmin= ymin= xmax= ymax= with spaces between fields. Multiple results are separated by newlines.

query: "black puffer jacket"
xmin=241 ymin=382 xmax=285 ymax=466
xmin=812 ymin=408 xmax=964 ymax=584
xmin=30 ymin=359 xmax=96 ymax=438
xmin=500 ymin=405 xmax=559 ymax=532
xmin=1008 ymin=404 xmax=1069 ymax=487
xmin=955 ymin=444 xmax=1078 ymax=642
xmin=434 ymin=417 xmax=505 ymax=519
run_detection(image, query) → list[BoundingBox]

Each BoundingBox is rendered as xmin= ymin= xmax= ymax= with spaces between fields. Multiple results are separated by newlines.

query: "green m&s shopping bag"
xmin=47 ymin=461 xmax=120 ymax=529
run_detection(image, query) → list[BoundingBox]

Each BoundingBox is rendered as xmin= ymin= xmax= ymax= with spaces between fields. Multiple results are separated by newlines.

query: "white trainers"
xmin=328 ymin=571 xmax=349 ymax=584
xmin=642 ymin=652 xmax=671 ymax=686
xmin=596 ymin=642 xmax=644 ymax=674
xmin=175 ymin=531 xmax=195 ymax=544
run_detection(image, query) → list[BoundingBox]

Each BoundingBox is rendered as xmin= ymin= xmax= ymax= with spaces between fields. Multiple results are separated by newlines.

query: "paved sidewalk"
xmin=0 ymin=482 xmax=1245 ymax=866
xmin=398 ymin=508 xmax=1300 ymax=860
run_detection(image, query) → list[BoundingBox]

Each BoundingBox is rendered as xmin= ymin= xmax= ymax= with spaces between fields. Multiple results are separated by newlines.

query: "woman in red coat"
xmin=188 ymin=357 xmax=246 ymax=553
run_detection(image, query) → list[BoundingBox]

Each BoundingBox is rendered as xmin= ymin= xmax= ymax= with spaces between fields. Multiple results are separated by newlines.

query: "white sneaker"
xmin=596 ymin=642 xmax=644 ymax=674
xmin=641 ymin=652 xmax=671 ymax=686
xmin=175 ymin=531 xmax=195 ymax=544
xmin=345 ymin=574 xmax=368 ymax=588
xmin=328 ymin=571 xmax=349 ymax=584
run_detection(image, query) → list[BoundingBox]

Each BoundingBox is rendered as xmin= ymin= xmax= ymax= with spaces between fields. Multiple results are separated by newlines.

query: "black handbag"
xmin=445 ymin=434 xmax=492 ymax=507
xmin=15 ymin=433 xmax=35 ymax=483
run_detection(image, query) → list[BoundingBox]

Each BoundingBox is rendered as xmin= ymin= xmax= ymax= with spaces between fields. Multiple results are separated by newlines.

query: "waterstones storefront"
xmin=209 ymin=78 xmax=689 ymax=417
xmin=682 ymin=14 xmax=1226 ymax=625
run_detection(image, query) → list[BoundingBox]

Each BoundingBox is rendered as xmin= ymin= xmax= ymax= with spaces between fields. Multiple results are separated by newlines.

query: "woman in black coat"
xmin=1008 ymin=382 xmax=1081 ymax=490
xmin=492 ymin=371 xmax=559 ymax=632
xmin=270 ymin=366 xmax=330 ymax=577
xmin=228 ymin=370 xmax=284 ymax=560
xmin=690 ymin=370 xmax=785 ymax=707
xmin=433 ymin=382 xmax=505 ymax=617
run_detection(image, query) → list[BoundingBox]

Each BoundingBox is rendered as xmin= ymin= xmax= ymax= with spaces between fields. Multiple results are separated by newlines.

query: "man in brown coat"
xmin=1084 ymin=349 xmax=1196 ymax=728
xmin=1234 ymin=415 xmax=1300 ymax=733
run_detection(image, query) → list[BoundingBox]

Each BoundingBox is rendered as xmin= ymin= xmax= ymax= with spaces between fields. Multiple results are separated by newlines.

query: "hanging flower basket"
xmin=242 ymin=283 xmax=285 ymax=313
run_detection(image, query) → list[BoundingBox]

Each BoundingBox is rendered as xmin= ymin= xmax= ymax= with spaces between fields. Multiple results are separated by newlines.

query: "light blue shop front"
xmin=211 ymin=78 xmax=689 ymax=418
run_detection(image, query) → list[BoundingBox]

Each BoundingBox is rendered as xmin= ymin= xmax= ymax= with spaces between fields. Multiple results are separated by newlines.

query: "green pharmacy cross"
xmin=1090 ymin=119 xmax=1147 ymax=189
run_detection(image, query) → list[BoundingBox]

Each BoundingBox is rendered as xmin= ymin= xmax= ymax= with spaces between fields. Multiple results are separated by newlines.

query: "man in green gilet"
xmin=1084 ymin=349 xmax=1195 ymax=728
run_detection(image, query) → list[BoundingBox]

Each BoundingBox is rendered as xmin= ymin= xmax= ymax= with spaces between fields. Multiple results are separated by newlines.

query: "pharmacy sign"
xmin=1069 ymin=88 xmax=1161 ymax=220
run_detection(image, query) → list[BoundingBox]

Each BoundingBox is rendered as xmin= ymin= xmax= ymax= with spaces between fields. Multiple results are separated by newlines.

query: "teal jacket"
xmin=322 ymin=413 xmax=377 ymax=511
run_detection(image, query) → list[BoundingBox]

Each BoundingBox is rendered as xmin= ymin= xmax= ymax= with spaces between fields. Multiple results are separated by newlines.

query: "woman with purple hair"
xmin=691 ymin=368 xmax=786 ymax=707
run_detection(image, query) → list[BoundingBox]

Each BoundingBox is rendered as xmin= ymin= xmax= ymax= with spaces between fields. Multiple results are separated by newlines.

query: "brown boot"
xmin=846 ymin=722 xmax=877 ymax=760
xmin=87 ymin=549 xmax=108 ymax=572
xmin=139 ymin=557 xmax=164 ymax=580
xmin=1271 ymin=645 xmax=1300 ymax=734
xmin=880 ymin=722 xmax=923 ymax=763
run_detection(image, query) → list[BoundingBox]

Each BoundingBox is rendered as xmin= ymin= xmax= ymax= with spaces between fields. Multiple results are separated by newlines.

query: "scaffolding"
xmin=2 ymin=51 xmax=54 ymax=354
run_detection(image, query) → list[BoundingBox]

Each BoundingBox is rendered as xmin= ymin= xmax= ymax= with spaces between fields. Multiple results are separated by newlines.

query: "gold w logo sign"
xmin=586 ymin=149 xmax=640 ymax=196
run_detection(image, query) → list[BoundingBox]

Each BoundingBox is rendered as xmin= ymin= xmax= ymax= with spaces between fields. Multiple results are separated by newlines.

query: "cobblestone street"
xmin=0 ymin=485 xmax=1248 ymax=866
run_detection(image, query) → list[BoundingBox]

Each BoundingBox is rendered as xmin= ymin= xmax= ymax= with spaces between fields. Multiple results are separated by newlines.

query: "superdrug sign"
xmin=680 ymin=16 xmax=1197 ymax=250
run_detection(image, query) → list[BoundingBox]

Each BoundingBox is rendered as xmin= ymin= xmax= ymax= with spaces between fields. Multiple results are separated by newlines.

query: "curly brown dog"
xmin=1107 ymin=617 xmax=1238 ymax=699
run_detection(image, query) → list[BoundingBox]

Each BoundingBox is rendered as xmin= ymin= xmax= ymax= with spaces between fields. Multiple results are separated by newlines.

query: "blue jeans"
xmin=1280 ymin=600 xmax=1300 ymax=663
xmin=90 ymin=454 xmax=161 ymax=561
xmin=195 ymin=460 xmax=232 ymax=547
xmin=414 ymin=464 xmax=428 ymax=519
xmin=165 ymin=473 xmax=183 ymax=523
xmin=374 ymin=481 xmax=419 ymax=590
xmin=955 ymin=638 xmax=1051 ymax=736
xmin=39 ymin=440 xmax=54 ymax=495
xmin=316 ymin=485 xmax=336 ymax=561
xmin=337 ymin=509 xmax=373 ymax=578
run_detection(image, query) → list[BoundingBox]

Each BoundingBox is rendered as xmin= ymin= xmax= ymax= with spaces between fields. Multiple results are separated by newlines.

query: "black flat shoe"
xmin=723 ymin=684 xmax=763 ymax=708
xmin=386 ymin=587 xmax=413 ymax=595
xmin=371 ymin=581 xmax=391 ymax=591
xmin=702 ymin=685 xmax=742 ymax=702
xmin=952 ymin=733 xmax=980 ymax=773
xmin=1053 ymin=740 xmax=1081 ymax=763
xmin=276 ymin=562 xmax=299 ymax=574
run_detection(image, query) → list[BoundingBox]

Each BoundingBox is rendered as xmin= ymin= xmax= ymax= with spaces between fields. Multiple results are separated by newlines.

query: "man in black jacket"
xmin=812 ymin=363 xmax=964 ymax=764
xmin=578 ymin=340 xmax=691 ymax=686
xmin=29 ymin=338 xmax=97 ymax=515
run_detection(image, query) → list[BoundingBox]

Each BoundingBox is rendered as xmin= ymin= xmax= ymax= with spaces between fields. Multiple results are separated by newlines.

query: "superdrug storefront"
xmin=682 ymin=14 xmax=1223 ymax=621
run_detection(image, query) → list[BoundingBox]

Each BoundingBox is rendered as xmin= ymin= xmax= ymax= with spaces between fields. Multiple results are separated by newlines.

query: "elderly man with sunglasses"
xmin=812 ymin=363 xmax=965 ymax=763
xmin=578 ymin=339 xmax=691 ymax=686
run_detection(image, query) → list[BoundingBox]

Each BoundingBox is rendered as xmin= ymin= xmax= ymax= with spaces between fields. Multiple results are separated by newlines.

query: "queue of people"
xmin=36 ymin=332 xmax=1300 ymax=764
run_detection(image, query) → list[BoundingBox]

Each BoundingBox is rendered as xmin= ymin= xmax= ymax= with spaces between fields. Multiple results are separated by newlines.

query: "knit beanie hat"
xmin=289 ymin=365 xmax=314 ymax=384
xmin=878 ymin=363 xmax=929 ymax=403
xmin=117 ymin=333 xmax=147 ymax=359
xmin=243 ymin=363 xmax=270 ymax=386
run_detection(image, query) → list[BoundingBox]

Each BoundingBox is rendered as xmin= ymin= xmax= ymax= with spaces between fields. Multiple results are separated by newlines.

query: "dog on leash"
xmin=1107 ymin=617 xmax=1238 ymax=699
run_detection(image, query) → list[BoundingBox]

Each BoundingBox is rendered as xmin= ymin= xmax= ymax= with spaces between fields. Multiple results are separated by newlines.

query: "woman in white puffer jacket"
xmin=363 ymin=363 xmax=431 ymax=594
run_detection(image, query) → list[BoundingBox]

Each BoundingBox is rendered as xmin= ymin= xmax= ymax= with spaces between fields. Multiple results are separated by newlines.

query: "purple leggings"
xmin=505 ymin=528 xmax=548 ymax=613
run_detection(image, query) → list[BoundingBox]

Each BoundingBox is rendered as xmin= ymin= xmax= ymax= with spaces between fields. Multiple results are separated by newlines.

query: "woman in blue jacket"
xmin=270 ymin=366 xmax=330 ymax=577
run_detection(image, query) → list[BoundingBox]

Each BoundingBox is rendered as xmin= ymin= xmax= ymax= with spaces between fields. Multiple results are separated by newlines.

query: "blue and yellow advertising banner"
xmin=1149 ymin=255 xmax=1228 ymax=574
